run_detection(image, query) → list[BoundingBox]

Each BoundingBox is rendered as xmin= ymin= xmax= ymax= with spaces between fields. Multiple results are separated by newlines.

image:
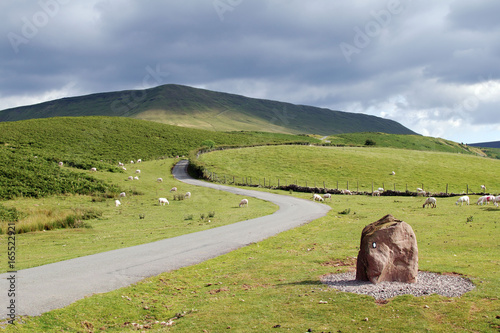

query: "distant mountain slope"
xmin=468 ymin=141 xmax=500 ymax=148
xmin=0 ymin=84 xmax=417 ymax=135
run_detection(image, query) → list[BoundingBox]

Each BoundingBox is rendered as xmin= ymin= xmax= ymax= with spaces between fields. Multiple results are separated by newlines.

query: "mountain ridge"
xmin=0 ymin=84 xmax=418 ymax=136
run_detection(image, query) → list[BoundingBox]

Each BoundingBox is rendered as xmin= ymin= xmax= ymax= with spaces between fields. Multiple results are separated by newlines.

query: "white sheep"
xmin=130 ymin=160 xmax=134 ymax=164
xmin=391 ymin=171 xmax=396 ymax=175
xmin=494 ymin=195 xmax=500 ymax=207
xmin=184 ymin=192 xmax=191 ymax=199
xmin=341 ymin=189 xmax=352 ymax=195
xmin=158 ymin=198 xmax=169 ymax=206
xmin=115 ymin=200 xmax=121 ymax=207
xmin=322 ymin=193 xmax=332 ymax=201
xmin=135 ymin=170 xmax=141 ymax=174
xmin=133 ymin=176 xmax=139 ymax=180
xmin=477 ymin=195 xmax=494 ymax=205
xmin=58 ymin=162 xmax=63 ymax=166
xmin=455 ymin=195 xmax=469 ymax=206
xmin=480 ymin=185 xmax=486 ymax=191
xmin=128 ymin=176 xmax=134 ymax=180
xmin=422 ymin=197 xmax=437 ymax=208
xmin=119 ymin=192 xmax=126 ymax=197
xmin=372 ymin=190 xmax=381 ymax=196
xmin=239 ymin=198 xmax=249 ymax=207
xmin=137 ymin=159 xmax=142 ymax=163
xmin=170 ymin=187 xmax=177 ymax=192
xmin=312 ymin=193 xmax=324 ymax=201
xmin=121 ymin=166 xmax=127 ymax=171
xmin=377 ymin=187 xmax=384 ymax=192
xmin=157 ymin=177 xmax=163 ymax=182
xmin=118 ymin=162 xmax=124 ymax=166
xmin=90 ymin=167 xmax=97 ymax=172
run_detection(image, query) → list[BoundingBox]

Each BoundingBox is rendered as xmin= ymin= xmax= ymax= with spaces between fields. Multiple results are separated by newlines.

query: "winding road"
xmin=1 ymin=160 xmax=330 ymax=318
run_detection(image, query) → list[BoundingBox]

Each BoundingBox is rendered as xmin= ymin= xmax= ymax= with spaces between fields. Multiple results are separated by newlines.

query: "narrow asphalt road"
xmin=1 ymin=160 xmax=330 ymax=318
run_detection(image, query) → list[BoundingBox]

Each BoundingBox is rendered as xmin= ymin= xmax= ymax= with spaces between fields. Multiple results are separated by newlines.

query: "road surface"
xmin=1 ymin=160 xmax=330 ymax=318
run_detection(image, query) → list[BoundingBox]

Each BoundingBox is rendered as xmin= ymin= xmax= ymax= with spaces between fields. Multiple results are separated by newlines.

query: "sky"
xmin=1 ymin=0 xmax=500 ymax=144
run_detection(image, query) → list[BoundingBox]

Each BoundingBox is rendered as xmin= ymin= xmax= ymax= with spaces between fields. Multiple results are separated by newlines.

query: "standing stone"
xmin=356 ymin=214 xmax=418 ymax=284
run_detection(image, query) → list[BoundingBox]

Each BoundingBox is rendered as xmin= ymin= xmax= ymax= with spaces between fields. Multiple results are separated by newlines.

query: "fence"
xmin=200 ymin=169 xmax=490 ymax=197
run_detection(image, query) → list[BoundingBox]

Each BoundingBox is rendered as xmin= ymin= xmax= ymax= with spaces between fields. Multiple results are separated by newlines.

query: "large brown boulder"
xmin=356 ymin=214 xmax=418 ymax=284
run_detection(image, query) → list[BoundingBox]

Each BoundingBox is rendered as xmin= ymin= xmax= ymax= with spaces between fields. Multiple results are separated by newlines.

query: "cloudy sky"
xmin=2 ymin=0 xmax=499 ymax=143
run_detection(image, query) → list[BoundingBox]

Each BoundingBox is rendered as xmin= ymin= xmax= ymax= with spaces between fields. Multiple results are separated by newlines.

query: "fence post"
xmin=394 ymin=183 xmax=396 ymax=191
xmin=357 ymin=181 xmax=359 ymax=192
xmin=466 ymin=184 xmax=469 ymax=194
xmin=347 ymin=180 xmax=349 ymax=190
xmin=446 ymin=184 xmax=448 ymax=194
xmin=337 ymin=181 xmax=339 ymax=190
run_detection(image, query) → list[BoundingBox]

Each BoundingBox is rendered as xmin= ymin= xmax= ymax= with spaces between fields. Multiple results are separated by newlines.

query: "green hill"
xmin=0 ymin=116 xmax=317 ymax=200
xmin=0 ymin=84 xmax=417 ymax=135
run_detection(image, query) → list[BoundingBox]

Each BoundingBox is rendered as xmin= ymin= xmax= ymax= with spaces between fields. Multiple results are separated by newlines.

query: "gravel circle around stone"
xmin=320 ymin=271 xmax=475 ymax=300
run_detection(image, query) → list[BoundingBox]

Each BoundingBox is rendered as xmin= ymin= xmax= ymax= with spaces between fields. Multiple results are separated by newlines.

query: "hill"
xmin=0 ymin=84 xmax=417 ymax=136
xmin=468 ymin=140 xmax=500 ymax=148
xmin=0 ymin=116 xmax=317 ymax=200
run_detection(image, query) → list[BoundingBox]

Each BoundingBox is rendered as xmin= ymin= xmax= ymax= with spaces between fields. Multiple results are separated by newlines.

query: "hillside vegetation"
xmin=0 ymin=116 xmax=317 ymax=201
xmin=0 ymin=84 xmax=417 ymax=135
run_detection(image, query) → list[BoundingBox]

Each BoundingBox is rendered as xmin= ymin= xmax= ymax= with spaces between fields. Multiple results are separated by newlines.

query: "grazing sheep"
xmin=417 ymin=189 xmax=426 ymax=197
xmin=477 ymin=195 xmax=495 ymax=205
xmin=480 ymin=185 xmax=486 ymax=191
xmin=90 ymin=167 xmax=97 ymax=172
xmin=170 ymin=187 xmax=177 ymax=192
xmin=422 ymin=197 xmax=437 ymax=208
xmin=58 ymin=162 xmax=63 ymax=166
xmin=130 ymin=160 xmax=134 ymax=164
xmin=157 ymin=177 xmax=163 ymax=182
xmin=121 ymin=166 xmax=127 ymax=171
xmin=184 ymin=192 xmax=191 ymax=199
xmin=118 ymin=162 xmax=124 ymax=166
xmin=133 ymin=176 xmax=139 ymax=180
xmin=455 ymin=195 xmax=469 ymax=206
xmin=137 ymin=159 xmax=142 ymax=163
xmin=494 ymin=195 xmax=500 ymax=207
xmin=115 ymin=200 xmax=121 ymax=207
xmin=128 ymin=176 xmax=134 ymax=180
xmin=312 ymin=193 xmax=324 ymax=201
xmin=372 ymin=190 xmax=381 ymax=196
xmin=135 ymin=170 xmax=141 ymax=174
xmin=239 ymin=198 xmax=249 ymax=207
xmin=341 ymin=189 xmax=352 ymax=195
xmin=119 ymin=192 xmax=126 ymax=197
xmin=377 ymin=187 xmax=384 ymax=192
xmin=158 ymin=198 xmax=169 ymax=206
xmin=391 ymin=171 xmax=396 ymax=175
xmin=323 ymin=193 xmax=332 ymax=201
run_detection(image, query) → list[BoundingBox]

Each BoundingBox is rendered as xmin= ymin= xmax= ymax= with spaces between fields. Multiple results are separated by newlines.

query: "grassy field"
xmin=0 ymin=158 xmax=278 ymax=272
xmin=3 ymin=192 xmax=499 ymax=332
xmin=197 ymin=145 xmax=500 ymax=194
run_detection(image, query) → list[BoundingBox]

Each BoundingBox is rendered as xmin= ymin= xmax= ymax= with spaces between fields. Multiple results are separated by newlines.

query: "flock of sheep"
xmin=311 ymin=185 xmax=500 ymax=209
xmin=81 ymin=159 xmax=250 ymax=209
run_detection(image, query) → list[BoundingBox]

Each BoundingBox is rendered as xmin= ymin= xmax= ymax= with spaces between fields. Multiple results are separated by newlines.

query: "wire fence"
xmin=200 ymin=169 xmax=492 ymax=197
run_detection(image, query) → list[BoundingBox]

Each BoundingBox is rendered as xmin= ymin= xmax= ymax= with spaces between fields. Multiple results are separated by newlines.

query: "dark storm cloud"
xmin=1 ymin=0 xmax=499 ymax=142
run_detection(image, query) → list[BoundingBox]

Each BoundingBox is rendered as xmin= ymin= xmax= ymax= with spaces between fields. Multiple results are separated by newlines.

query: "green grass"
xmin=197 ymin=145 xmax=500 ymax=194
xmin=4 ymin=194 xmax=499 ymax=332
xmin=0 ymin=159 xmax=278 ymax=272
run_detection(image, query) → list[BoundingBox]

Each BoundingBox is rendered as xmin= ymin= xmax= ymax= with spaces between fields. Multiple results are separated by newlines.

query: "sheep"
xmin=239 ymin=198 xmax=249 ymax=207
xmin=121 ymin=166 xmax=127 ymax=171
xmin=372 ymin=190 xmax=381 ymax=196
xmin=158 ymin=197 xmax=169 ymax=206
xmin=322 ymin=193 xmax=332 ymax=201
xmin=416 ymin=188 xmax=426 ymax=196
xmin=133 ymin=176 xmax=139 ymax=180
xmin=377 ymin=187 xmax=384 ymax=192
xmin=119 ymin=192 xmax=126 ymax=197
xmin=115 ymin=200 xmax=121 ymax=207
xmin=391 ymin=171 xmax=396 ymax=175
xmin=480 ymin=185 xmax=486 ymax=191
xmin=477 ymin=195 xmax=495 ymax=205
xmin=341 ymin=189 xmax=352 ymax=195
xmin=170 ymin=187 xmax=177 ymax=192
xmin=157 ymin=177 xmax=163 ymax=182
xmin=494 ymin=195 xmax=500 ymax=207
xmin=128 ymin=176 xmax=134 ymax=180
xmin=137 ymin=159 xmax=142 ymax=163
xmin=135 ymin=170 xmax=141 ymax=174
xmin=455 ymin=195 xmax=469 ymax=206
xmin=184 ymin=192 xmax=191 ymax=199
xmin=58 ymin=162 xmax=63 ymax=166
xmin=312 ymin=193 xmax=324 ymax=201
xmin=90 ymin=167 xmax=97 ymax=172
xmin=130 ymin=160 xmax=134 ymax=164
xmin=422 ymin=197 xmax=437 ymax=208
xmin=118 ymin=162 xmax=124 ymax=166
